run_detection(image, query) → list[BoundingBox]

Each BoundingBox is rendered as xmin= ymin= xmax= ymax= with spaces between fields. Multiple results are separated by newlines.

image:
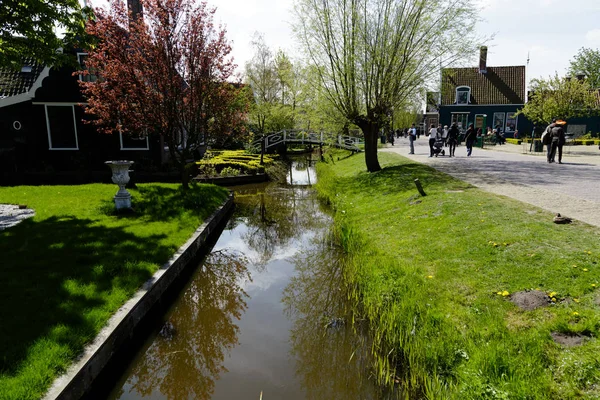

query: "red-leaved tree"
xmin=79 ymin=0 xmax=248 ymax=188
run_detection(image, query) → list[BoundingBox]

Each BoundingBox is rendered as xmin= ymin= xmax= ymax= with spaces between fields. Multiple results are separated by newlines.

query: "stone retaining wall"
xmin=42 ymin=193 xmax=234 ymax=400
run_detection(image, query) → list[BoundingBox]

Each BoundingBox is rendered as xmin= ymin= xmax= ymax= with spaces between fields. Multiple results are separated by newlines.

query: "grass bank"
xmin=0 ymin=183 xmax=228 ymax=400
xmin=316 ymin=151 xmax=600 ymax=399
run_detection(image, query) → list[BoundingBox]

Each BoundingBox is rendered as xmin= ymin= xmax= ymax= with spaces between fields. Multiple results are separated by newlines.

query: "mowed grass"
xmin=316 ymin=151 xmax=600 ymax=399
xmin=0 ymin=183 xmax=228 ymax=400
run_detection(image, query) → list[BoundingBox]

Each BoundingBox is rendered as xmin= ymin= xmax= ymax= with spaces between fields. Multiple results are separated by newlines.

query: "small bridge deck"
xmin=251 ymin=130 xmax=364 ymax=152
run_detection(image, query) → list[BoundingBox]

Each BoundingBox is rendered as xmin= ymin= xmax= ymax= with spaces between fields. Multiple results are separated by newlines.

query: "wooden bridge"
xmin=251 ymin=130 xmax=364 ymax=152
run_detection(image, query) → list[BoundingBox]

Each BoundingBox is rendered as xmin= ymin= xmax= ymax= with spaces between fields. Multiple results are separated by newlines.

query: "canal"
xmin=105 ymin=155 xmax=382 ymax=399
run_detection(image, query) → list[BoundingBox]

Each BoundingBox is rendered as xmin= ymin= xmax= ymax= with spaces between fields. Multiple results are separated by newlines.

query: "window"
xmin=493 ymin=113 xmax=505 ymax=132
xmin=45 ymin=105 xmax=79 ymax=150
xmin=451 ymin=112 xmax=469 ymax=131
xmin=455 ymin=86 xmax=471 ymax=105
xmin=120 ymin=131 xmax=149 ymax=150
xmin=77 ymin=53 xmax=97 ymax=82
xmin=505 ymin=112 xmax=517 ymax=132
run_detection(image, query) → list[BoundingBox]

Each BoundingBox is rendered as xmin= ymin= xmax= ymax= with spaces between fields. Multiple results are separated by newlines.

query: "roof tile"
xmin=441 ymin=66 xmax=526 ymax=105
xmin=0 ymin=57 xmax=45 ymax=98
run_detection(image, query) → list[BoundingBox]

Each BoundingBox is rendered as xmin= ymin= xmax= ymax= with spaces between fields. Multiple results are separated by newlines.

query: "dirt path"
xmin=383 ymin=139 xmax=600 ymax=228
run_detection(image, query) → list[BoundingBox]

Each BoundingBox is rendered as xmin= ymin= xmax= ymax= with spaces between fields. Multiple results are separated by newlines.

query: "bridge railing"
xmin=249 ymin=130 xmax=364 ymax=152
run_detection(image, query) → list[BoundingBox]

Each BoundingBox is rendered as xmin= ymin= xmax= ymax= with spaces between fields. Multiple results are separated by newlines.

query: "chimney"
xmin=127 ymin=0 xmax=143 ymax=22
xmin=479 ymin=46 xmax=487 ymax=74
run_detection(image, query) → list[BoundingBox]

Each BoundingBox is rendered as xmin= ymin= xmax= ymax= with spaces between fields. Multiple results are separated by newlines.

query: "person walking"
xmin=465 ymin=123 xmax=476 ymax=156
xmin=447 ymin=123 xmax=459 ymax=157
xmin=408 ymin=123 xmax=417 ymax=154
xmin=544 ymin=119 xmax=556 ymax=163
xmin=428 ymin=124 xmax=438 ymax=157
xmin=551 ymin=120 xmax=566 ymax=163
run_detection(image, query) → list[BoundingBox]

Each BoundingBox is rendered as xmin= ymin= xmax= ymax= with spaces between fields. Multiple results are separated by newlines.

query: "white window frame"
xmin=44 ymin=103 xmax=79 ymax=150
xmin=451 ymin=112 xmax=470 ymax=131
xmin=119 ymin=131 xmax=150 ymax=151
xmin=455 ymin=86 xmax=471 ymax=105
xmin=77 ymin=52 xmax=97 ymax=82
xmin=493 ymin=112 xmax=506 ymax=132
xmin=505 ymin=112 xmax=518 ymax=132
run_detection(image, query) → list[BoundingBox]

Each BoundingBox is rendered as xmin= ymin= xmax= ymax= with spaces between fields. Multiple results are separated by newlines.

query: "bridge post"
xmin=283 ymin=130 xmax=286 ymax=144
xmin=260 ymin=135 xmax=265 ymax=165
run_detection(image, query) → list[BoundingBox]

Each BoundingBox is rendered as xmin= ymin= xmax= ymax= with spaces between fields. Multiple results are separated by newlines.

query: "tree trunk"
xmin=357 ymin=120 xmax=381 ymax=172
xmin=181 ymin=164 xmax=190 ymax=190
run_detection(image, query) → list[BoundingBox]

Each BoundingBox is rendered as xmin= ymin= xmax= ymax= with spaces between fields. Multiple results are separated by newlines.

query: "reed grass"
xmin=316 ymin=150 xmax=600 ymax=399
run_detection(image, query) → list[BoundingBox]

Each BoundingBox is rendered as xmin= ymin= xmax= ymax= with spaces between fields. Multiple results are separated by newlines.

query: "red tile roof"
xmin=441 ymin=66 xmax=526 ymax=105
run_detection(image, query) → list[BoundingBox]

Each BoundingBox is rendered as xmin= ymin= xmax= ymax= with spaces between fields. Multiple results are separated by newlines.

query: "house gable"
xmin=441 ymin=66 xmax=526 ymax=106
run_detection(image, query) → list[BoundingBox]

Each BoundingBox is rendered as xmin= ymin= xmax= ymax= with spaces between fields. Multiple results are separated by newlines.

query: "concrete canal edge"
xmin=42 ymin=193 xmax=235 ymax=400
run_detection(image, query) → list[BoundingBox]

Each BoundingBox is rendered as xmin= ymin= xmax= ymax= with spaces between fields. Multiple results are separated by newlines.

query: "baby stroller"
xmin=433 ymin=136 xmax=445 ymax=157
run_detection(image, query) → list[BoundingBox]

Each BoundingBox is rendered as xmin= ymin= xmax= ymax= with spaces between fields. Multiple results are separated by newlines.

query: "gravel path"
xmin=383 ymin=139 xmax=600 ymax=228
xmin=0 ymin=204 xmax=35 ymax=230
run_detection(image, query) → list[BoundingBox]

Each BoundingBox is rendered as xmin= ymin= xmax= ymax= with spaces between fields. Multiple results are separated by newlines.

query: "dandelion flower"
xmin=427 ymin=275 xmax=434 ymax=279
xmin=573 ymin=298 xmax=580 ymax=303
xmin=583 ymin=268 xmax=589 ymax=272
xmin=502 ymin=290 xmax=510 ymax=297
xmin=592 ymin=284 xmax=597 ymax=288
xmin=573 ymin=312 xmax=579 ymax=316
xmin=573 ymin=265 xmax=578 ymax=268
xmin=551 ymin=297 xmax=557 ymax=302
xmin=549 ymin=291 xmax=557 ymax=298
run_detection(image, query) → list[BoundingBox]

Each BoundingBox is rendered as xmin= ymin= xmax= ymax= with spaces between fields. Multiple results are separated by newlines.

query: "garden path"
xmin=383 ymin=139 xmax=600 ymax=228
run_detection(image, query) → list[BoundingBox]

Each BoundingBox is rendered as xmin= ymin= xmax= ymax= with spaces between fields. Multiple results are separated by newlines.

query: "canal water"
xmin=106 ymin=156 xmax=381 ymax=400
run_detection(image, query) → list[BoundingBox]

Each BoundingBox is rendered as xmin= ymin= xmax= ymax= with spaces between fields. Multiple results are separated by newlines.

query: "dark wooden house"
xmin=438 ymin=47 xmax=530 ymax=136
xmin=0 ymin=50 xmax=165 ymax=183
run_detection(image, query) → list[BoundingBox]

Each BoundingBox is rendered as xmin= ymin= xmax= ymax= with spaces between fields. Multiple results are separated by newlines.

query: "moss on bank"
xmin=316 ymin=150 xmax=600 ymax=399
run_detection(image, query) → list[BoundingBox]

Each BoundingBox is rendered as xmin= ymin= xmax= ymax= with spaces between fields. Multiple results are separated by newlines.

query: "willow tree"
xmin=294 ymin=0 xmax=480 ymax=171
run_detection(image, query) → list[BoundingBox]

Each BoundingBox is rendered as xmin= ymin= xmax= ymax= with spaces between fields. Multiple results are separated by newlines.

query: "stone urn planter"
xmin=105 ymin=160 xmax=134 ymax=210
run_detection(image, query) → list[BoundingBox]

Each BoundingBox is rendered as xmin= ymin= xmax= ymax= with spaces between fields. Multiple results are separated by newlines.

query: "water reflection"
xmin=108 ymin=155 xmax=381 ymax=400
xmin=283 ymin=232 xmax=379 ymax=400
xmin=110 ymin=250 xmax=249 ymax=400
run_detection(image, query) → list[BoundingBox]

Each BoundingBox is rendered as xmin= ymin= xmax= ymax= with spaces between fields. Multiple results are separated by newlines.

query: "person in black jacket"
xmin=465 ymin=123 xmax=476 ymax=156
xmin=447 ymin=123 xmax=459 ymax=157
xmin=550 ymin=120 xmax=567 ymax=163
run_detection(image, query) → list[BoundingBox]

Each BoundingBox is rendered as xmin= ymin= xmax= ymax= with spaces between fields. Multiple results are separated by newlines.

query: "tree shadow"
xmin=0 ymin=215 xmax=173 ymax=378
xmin=329 ymin=162 xmax=474 ymax=201
xmin=100 ymin=184 xmax=228 ymax=222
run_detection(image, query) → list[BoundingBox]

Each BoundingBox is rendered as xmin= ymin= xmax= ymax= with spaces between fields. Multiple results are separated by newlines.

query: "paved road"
xmin=383 ymin=138 xmax=600 ymax=227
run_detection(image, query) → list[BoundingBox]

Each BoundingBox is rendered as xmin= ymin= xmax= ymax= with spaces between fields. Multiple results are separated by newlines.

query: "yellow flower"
xmin=427 ymin=275 xmax=434 ymax=279
xmin=573 ymin=312 xmax=579 ymax=316
xmin=497 ymin=291 xmax=503 ymax=295
xmin=583 ymin=268 xmax=589 ymax=272
xmin=549 ymin=291 xmax=557 ymax=298
xmin=503 ymin=243 xmax=508 ymax=246
xmin=481 ymin=220 xmax=485 ymax=222
xmin=573 ymin=265 xmax=578 ymax=268
xmin=478 ymin=203 xmax=482 ymax=206
xmin=587 ymin=251 xmax=592 ymax=255
xmin=592 ymin=284 xmax=597 ymax=288
xmin=551 ymin=297 xmax=557 ymax=302
xmin=502 ymin=290 xmax=510 ymax=297
xmin=573 ymin=298 xmax=580 ymax=303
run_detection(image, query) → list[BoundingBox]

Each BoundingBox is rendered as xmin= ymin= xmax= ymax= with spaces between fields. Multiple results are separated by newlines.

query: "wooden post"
xmin=414 ymin=178 xmax=427 ymax=196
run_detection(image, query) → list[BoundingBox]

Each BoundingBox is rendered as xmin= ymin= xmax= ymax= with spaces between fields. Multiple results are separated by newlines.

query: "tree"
xmin=294 ymin=0 xmax=481 ymax=171
xmin=81 ymin=0 xmax=247 ymax=188
xmin=0 ymin=0 xmax=89 ymax=69
xmin=568 ymin=47 xmax=600 ymax=89
xmin=518 ymin=74 xmax=599 ymax=125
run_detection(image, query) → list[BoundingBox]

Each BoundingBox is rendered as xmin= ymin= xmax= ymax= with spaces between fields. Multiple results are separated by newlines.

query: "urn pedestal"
xmin=105 ymin=161 xmax=134 ymax=210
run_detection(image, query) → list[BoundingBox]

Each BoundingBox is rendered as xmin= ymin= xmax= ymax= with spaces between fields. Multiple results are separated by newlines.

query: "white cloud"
xmin=585 ymin=29 xmax=600 ymax=45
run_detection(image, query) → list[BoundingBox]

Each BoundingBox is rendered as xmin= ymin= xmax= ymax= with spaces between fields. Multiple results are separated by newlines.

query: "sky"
xmin=88 ymin=0 xmax=600 ymax=84
xmin=207 ymin=0 xmax=600 ymax=84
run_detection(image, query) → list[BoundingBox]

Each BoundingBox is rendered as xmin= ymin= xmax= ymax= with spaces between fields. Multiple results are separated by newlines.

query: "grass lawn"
xmin=316 ymin=151 xmax=600 ymax=399
xmin=0 ymin=183 xmax=228 ymax=400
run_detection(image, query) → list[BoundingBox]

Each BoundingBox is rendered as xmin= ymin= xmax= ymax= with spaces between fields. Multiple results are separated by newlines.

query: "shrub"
xmin=220 ymin=166 xmax=241 ymax=176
